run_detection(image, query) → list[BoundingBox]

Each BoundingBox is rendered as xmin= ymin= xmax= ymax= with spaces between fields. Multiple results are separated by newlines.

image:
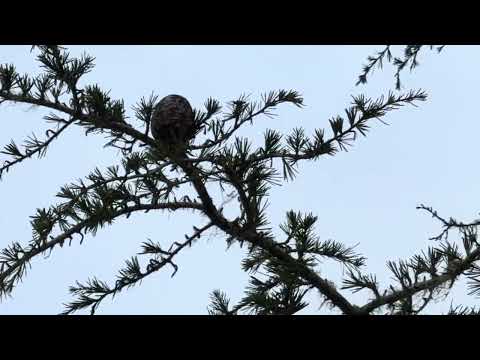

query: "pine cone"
xmin=151 ymin=95 xmax=195 ymax=145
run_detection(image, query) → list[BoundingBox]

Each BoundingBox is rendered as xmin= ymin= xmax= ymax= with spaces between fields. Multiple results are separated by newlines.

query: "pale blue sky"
xmin=0 ymin=45 xmax=478 ymax=314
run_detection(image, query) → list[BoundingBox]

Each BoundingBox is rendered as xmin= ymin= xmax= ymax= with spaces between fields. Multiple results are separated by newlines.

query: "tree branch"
xmin=358 ymin=246 xmax=480 ymax=314
xmin=0 ymin=117 xmax=75 ymax=178
xmin=62 ymin=222 xmax=214 ymax=315
xmin=0 ymin=201 xmax=203 ymax=297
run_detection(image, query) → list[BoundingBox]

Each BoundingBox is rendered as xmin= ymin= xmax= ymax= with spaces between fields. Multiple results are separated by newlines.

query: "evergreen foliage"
xmin=357 ymin=45 xmax=445 ymax=89
xmin=1 ymin=45 xmax=477 ymax=315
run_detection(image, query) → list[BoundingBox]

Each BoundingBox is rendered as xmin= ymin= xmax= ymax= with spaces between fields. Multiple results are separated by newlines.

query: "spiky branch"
xmin=62 ymin=222 xmax=214 ymax=315
xmin=356 ymin=45 xmax=446 ymax=89
xmin=3 ymin=45 xmax=475 ymax=315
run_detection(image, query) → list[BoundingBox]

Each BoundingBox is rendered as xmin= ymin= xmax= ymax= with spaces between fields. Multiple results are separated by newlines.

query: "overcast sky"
xmin=0 ymin=45 xmax=479 ymax=314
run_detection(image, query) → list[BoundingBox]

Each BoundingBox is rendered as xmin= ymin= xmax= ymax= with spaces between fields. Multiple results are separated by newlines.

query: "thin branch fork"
xmin=179 ymin=147 xmax=480 ymax=315
xmin=358 ymin=246 xmax=480 ymax=314
xmin=178 ymin=155 xmax=360 ymax=314
xmin=0 ymin=116 xmax=75 ymax=176
xmin=0 ymin=201 xmax=204 ymax=292
xmin=65 ymin=222 xmax=215 ymax=315
xmin=141 ymin=222 xmax=214 ymax=279
xmin=227 ymin=92 xmax=427 ymax=172
xmin=417 ymin=204 xmax=480 ymax=241
xmin=190 ymin=96 xmax=299 ymax=151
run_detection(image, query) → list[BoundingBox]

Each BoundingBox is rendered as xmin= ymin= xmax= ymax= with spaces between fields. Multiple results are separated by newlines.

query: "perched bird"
xmin=151 ymin=95 xmax=196 ymax=146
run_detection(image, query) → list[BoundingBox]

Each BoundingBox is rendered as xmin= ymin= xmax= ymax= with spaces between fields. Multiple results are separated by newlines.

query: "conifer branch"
xmin=358 ymin=245 xmax=480 ymax=314
xmin=0 ymin=117 xmax=75 ymax=178
xmin=356 ymin=45 xmax=446 ymax=89
xmin=4 ymin=45 xmax=474 ymax=315
xmin=61 ymin=222 xmax=214 ymax=315
xmin=0 ymin=201 xmax=203 ymax=298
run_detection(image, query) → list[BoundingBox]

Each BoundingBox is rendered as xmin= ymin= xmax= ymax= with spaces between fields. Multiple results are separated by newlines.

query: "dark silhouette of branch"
xmin=3 ymin=45 xmax=476 ymax=315
xmin=359 ymin=246 xmax=480 ymax=314
xmin=0 ymin=116 xmax=75 ymax=178
xmin=356 ymin=45 xmax=445 ymax=89
xmin=0 ymin=201 xmax=203 ymax=298
xmin=62 ymin=222 xmax=214 ymax=315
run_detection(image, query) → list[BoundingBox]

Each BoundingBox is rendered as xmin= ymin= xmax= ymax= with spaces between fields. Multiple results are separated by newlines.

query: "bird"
xmin=150 ymin=95 xmax=196 ymax=147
